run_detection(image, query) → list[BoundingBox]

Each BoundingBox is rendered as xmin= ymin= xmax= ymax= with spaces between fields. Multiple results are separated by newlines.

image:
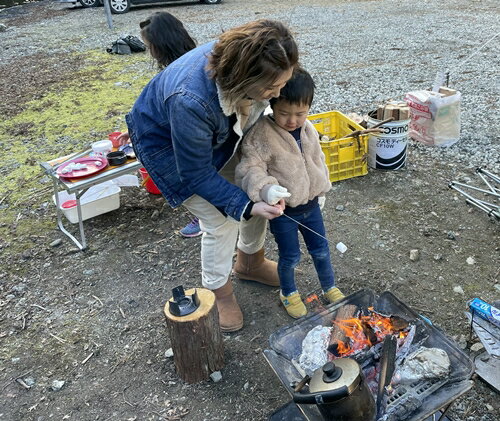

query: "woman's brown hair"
xmin=208 ymin=19 xmax=299 ymax=103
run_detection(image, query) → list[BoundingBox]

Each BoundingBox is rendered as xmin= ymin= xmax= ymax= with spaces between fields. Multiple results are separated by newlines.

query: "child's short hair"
xmin=270 ymin=67 xmax=315 ymax=108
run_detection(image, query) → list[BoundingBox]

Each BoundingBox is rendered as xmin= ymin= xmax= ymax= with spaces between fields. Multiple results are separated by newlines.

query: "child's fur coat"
xmin=235 ymin=115 xmax=331 ymax=208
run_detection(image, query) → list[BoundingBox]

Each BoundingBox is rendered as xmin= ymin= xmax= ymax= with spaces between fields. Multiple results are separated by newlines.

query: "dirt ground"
xmin=1 ymin=1 xmax=499 ymax=421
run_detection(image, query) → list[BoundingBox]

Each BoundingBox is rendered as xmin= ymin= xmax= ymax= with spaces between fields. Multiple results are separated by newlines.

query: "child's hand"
xmin=260 ymin=184 xmax=291 ymax=205
xmin=251 ymin=201 xmax=283 ymax=220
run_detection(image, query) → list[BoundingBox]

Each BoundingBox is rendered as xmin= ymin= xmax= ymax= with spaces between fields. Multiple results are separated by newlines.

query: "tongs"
xmin=47 ymin=148 xmax=93 ymax=175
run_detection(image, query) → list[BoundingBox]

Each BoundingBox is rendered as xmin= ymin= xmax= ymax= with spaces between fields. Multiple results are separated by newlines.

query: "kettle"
xmin=293 ymin=358 xmax=376 ymax=421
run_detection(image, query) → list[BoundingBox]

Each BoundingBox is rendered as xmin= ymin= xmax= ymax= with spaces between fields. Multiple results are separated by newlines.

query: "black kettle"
xmin=293 ymin=358 xmax=376 ymax=421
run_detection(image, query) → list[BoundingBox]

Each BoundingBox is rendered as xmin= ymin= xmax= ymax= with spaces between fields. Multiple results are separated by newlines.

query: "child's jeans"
xmin=269 ymin=204 xmax=335 ymax=296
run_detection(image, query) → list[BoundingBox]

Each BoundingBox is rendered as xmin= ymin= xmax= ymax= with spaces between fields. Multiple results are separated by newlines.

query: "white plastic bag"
xmin=405 ymin=88 xmax=461 ymax=147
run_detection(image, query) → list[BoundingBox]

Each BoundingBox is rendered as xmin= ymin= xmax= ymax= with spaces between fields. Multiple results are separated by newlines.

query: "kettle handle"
xmin=293 ymin=386 xmax=350 ymax=405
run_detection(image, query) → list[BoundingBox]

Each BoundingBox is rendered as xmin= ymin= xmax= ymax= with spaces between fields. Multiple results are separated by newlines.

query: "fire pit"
xmin=264 ymin=289 xmax=474 ymax=421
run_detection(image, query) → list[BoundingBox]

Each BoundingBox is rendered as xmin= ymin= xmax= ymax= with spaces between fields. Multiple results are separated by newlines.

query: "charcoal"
xmin=381 ymin=396 xmax=422 ymax=421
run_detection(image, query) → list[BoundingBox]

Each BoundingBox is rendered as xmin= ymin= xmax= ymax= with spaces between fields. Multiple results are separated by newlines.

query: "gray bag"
xmin=107 ymin=39 xmax=131 ymax=55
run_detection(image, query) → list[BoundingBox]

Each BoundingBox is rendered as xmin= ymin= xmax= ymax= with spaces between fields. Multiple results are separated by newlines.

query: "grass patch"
xmin=0 ymin=50 xmax=156 ymax=251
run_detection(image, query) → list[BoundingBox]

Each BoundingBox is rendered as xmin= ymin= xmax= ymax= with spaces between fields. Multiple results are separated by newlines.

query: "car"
xmin=65 ymin=0 xmax=221 ymax=15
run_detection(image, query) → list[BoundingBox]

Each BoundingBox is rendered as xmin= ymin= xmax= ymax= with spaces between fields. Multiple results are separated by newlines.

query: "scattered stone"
xmin=51 ymin=380 xmax=65 ymax=391
xmin=485 ymin=404 xmax=494 ymax=412
xmin=409 ymin=249 xmax=420 ymax=261
xmin=494 ymin=284 xmax=500 ymax=293
xmin=24 ymin=377 xmax=36 ymax=387
xmin=165 ymin=348 xmax=174 ymax=358
xmin=453 ymin=286 xmax=464 ymax=295
xmin=83 ymin=269 xmax=95 ymax=276
xmin=210 ymin=371 xmax=222 ymax=383
xmin=447 ymin=231 xmax=456 ymax=240
xmin=466 ymin=256 xmax=475 ymax=265
xmin=335 ymin=205 xmax=344 ymax=211
xmin=433 ymin=254 xmax=443 ymax=261
xmin=0 ymin=24 xmax=7 ymax=32
xmin=457 ymin=334 xmax=467 ymax=350
xmin=243 ymin=382 xmax=249 ymax=390
xmin=12 ymin=283 xmax=26 ymax=294
xmin=151 ymin=210 xmax=160 ymax=220
xmin=470 ymin=342 xmax=484 ymax=352
xmin=50 ymin=239 xmax=62 ymax=248
xmin=11 ymin=357 xmax=20 ymax=363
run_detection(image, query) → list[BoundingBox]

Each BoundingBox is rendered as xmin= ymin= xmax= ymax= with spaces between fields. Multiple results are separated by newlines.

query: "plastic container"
xmin=53 ymin=182 xmax=121 ymax=224
xmin=91 ymin=140 xmax=113 ymax=157
xmin=139 ymin=168 xmax=161 ymax=194
xmin=307 ymin=111 xmax=368 ymax=182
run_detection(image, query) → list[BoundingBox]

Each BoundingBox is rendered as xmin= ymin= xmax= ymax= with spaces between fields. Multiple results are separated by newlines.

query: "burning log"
xmin=328 ymin=304 xmax=358 ymax=355
xmin=361 ymin=320 xmax=378 ymax=346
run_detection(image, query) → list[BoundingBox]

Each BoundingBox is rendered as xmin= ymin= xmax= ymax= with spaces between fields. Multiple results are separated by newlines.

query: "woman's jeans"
xmin=183 ymin=156 xmax=267 ymax=290
xmin=269 ymin=205 xmax=335 ymax=296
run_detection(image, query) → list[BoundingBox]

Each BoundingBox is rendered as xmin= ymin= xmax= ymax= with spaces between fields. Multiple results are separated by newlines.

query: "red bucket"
xmin=139 ymin=168 xmax=161 ymax=195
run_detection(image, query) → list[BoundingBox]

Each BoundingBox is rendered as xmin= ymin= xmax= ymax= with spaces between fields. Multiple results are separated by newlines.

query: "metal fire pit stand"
xmin=449 ymin=167 xmax=500 ymax=221
xmin=268 ymin=402 xmax=455 ymax=421
xmin=40 ymin=154 xmax=142 ymax=250
xmin=264 ymin=289 xmax=474 ymax=421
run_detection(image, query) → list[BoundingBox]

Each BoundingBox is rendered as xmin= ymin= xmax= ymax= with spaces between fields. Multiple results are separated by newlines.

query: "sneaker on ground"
xmin=179 ymin=217 xmax=202 ymax=238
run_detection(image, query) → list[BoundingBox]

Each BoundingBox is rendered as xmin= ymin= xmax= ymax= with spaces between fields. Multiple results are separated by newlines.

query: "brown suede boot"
xmin=233 ymin=248 xmax=280 ymax=287
xmin=213 ymin=281 xmax=243 ymax=332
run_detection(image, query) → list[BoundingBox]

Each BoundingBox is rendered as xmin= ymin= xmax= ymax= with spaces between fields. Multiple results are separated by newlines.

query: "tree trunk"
xmin=164 ymin=288 xmax=224 ymax=383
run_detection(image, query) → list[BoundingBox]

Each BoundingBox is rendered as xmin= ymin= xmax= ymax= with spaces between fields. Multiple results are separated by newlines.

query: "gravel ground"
xmin=1 ymin=0 xmax=499 ymax=169
xmin=1 ymin=1 xmax=499 ymax=421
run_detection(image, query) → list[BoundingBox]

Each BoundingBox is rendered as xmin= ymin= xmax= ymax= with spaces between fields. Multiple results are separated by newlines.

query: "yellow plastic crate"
xmin=307 ymin=110 xmax=368 ymax=183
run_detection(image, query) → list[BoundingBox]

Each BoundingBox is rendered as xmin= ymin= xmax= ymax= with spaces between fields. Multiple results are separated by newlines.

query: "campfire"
xmin=264 ymin=289 xmax=474 ymax=421
xmin=329 ymin=306 xmax=409 ymax=357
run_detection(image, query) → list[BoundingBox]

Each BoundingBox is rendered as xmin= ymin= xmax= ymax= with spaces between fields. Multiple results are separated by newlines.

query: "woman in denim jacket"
xmin=125 ymin=20 xmax=299 ymax=332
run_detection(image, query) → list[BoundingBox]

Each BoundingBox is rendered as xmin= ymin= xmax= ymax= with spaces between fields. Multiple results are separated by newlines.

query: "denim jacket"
xmin=126 ymin=41 xmax=268 ymax=221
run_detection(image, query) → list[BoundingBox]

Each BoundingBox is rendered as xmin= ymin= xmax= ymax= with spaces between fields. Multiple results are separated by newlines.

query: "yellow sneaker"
xmin=280 ymin=291 xmax=307 ymax=319
xmin=323 ymin=287 xmax=345 ymax=304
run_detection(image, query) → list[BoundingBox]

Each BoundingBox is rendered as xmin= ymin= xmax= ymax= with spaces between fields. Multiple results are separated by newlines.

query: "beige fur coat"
xmin=235 ymin=115 xmax=331 ymax=207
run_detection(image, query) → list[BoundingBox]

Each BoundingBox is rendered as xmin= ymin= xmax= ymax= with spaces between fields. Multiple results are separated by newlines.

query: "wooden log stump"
xmin=164 ymin=288 xmax=224 ymax=383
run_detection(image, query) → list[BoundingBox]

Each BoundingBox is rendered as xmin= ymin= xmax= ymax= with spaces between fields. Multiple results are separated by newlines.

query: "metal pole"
xmin=103 ymin=0 xmax=114 ymax=30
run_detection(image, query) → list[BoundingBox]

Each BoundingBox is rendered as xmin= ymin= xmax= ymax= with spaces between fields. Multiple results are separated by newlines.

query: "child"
xmin=235 ymin=67 xmax=344 ymax=318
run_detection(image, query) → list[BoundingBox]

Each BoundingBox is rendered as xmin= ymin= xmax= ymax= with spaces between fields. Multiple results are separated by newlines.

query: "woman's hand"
xmin=251 ymin=201 xmax=284 ymax=220
xmin=117 ymin=131 xmax=131 ymax=146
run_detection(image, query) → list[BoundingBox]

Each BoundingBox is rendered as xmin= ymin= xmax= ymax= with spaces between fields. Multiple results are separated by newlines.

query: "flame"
xmin=305 ymin=293 xmax=320 ymax=304
xmin=331 ymin=309 xmax=408 ymax=357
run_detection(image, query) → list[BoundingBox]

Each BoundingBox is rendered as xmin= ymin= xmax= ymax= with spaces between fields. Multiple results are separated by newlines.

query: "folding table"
xmin=40 ymin=151 xmax=142 ymax=250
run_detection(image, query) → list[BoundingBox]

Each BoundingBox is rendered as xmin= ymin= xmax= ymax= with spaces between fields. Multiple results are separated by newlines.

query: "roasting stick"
xmin=280 ymin=213 xmax=339 ymax=247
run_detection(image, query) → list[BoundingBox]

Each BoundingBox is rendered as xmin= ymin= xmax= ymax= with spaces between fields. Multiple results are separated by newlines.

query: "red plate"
xmin=57 ymin=157 xmax=108 ymax=179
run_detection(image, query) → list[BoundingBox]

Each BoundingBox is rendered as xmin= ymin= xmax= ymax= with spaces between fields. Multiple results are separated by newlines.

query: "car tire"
xmin=109 ymin=0 xmax=130 ymax=14
xmin=79 ymin=0 xmax=100 ymax=7
xmin=201 ymin=0 xmax=222 ymax=4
